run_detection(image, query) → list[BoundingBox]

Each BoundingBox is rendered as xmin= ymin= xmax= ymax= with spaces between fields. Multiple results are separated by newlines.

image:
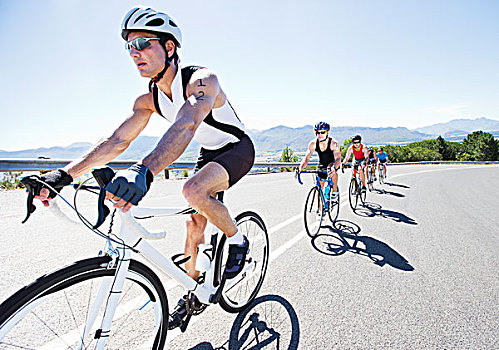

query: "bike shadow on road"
xmin=313 ymin=220 xmax=414 ymax=271
xmin=371 ymin=187 xmax=406 ymax=198
xmin=353 ymin=202 xmax=417 ymax=225
xmin=383 ymin=181 xmax=410 ymax=189
xmin=188 ymin=294 xmax=300 ymax=350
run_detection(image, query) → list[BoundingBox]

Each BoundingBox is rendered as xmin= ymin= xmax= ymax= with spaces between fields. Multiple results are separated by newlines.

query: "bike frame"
xmin=352 ymin=166 xmax=363 ymax=188
xmin=297 ymin=170 xmax=336 ymax=208
xmin=48 ymin=200 xmax=254 ymax=349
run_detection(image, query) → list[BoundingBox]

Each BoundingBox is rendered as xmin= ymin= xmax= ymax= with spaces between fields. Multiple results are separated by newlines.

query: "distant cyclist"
xmin=342 ymin=135 xmax=369 ymax=193
xmin=367 ymin=147 xmax=378 ymax=182
xmin=33 ymin=6 xmax=254 ymax=329
xmin=377 ymin=147 xmax=389 ymax=178
xmin=296 ymin=122 xmax=342 ymax=200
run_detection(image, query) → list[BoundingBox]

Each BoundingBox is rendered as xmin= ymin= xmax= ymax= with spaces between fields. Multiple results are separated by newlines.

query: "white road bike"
xmin=0 ymin=167 xmax=269 ymax=349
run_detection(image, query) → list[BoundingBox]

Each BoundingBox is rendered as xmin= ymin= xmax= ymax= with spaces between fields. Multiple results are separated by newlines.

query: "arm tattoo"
xmin=197 ymin=79 xmax=206 ymax=87
xmin=196 ymin=90 xmax=205 ymax=101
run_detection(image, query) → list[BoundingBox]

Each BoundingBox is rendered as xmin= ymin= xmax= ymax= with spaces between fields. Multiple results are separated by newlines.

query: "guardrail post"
xmin=164 ymin=169 xmax=169 ymax=179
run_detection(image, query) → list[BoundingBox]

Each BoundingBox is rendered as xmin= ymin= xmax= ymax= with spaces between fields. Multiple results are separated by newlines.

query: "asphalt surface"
xmin=0 ymin=164 xmax=498 ymax=349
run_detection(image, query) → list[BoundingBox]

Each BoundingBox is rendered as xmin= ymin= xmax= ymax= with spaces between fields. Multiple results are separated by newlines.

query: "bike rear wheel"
xmin=348 ymin=178 xmax=358 ymax=210
xmin=367 ymin=168 xmax=374 ymax=192
xmin=0 ymin=257 xmax=168 ymax=350
xmin=217 ymin=211 xmax=269 ymax=313
xmin=304 ymin=186 xmax=324 ymax=238
xmin=327 ymin=186 xmax=340 ymax=223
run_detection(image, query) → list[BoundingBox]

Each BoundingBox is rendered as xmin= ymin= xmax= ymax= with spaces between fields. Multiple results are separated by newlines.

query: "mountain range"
xmin=1 ymin=117 xmax=498 ymax=160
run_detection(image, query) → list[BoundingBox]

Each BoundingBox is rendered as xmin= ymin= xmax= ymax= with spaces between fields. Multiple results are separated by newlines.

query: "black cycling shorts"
xmin=369 ymin=158 xmax=376 ymax=164
xmin=379 ymin=159 xmax=387 ymax=164
xmin=353 ymin=157 xmax=366 ymax=169
xmin=317 ymin=166 xmax=329 ymax=180
xmin=194 ymin=136 xmax=255 ymax=188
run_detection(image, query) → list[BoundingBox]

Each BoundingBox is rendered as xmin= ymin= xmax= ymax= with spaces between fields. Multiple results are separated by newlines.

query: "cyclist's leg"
xmin=359 ymin=162 xmax=367 ymax=187
xmin=183 ymin=162 xmax=235 ymax=236
xmin=331 ymin=171 xmax=339 ymax=192
xmin=185 ymin=213 xmax=208 ymax=280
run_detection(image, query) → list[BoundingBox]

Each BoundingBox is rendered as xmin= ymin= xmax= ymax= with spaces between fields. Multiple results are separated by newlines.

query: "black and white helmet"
xmin=121 ymin=6 xmax=182 ymax=47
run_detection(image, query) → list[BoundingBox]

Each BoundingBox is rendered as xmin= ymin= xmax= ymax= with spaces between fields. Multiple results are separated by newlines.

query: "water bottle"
xmin=195 ymin=243 xmax=213 ymax=272
xmin=324 ymin=184 xmax=330 ymax=200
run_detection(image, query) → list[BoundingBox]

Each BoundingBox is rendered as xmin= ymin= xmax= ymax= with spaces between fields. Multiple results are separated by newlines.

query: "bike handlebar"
xmin=21 ymin=167 xmax=167 ymax=240
xmin=296 ymin=169 xmax=332 ymax=186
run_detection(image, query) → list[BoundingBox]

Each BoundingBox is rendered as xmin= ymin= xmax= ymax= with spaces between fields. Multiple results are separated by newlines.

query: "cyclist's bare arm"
xmin=342 ymin=146 xmax=353 ymax=166
xmin=362 ymin=144 xmax=369 ymax=159
xmin=37 ymin=93 xmax=154 ymax=202
xmin=330 ymin=138 xmax=342 ymax=169
xmin=142 ymin=69 xmax=221 ymax=175
xmin=65 ymin=94 xmax=154 ymax=179
xmin=296 ymin=140 xmax=315 ymax=175
xmin=327 ymin=139 xmax=342 ymax=176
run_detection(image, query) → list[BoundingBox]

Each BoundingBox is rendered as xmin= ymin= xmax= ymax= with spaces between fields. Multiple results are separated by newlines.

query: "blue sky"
xmin=1 ymin=0 xmax=498 ymax=150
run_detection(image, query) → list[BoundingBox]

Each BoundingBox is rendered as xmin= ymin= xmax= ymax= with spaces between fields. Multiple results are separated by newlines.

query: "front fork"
xmin=78 ymin=244 xmax=130 ymax=349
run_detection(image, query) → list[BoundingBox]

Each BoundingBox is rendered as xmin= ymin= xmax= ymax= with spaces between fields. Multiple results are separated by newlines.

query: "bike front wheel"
xmin=217 ymin=211 xmax=269 ymax=313
xmin=0 ymin=257 xmax=169 ymax=350
xmin=348 ymin=179 xmax=358 ymax=210
xmin=304 ymin=186 xmax=324 ymax=238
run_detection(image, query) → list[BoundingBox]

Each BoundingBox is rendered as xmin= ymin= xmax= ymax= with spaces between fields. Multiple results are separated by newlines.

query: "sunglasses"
xmin=125 ymin=37 xmax=160 ymax=52
xmin=316 ymin=131 xmax=327 ymax=135
xmin=353 ymin=141 xmax=361 ymax=144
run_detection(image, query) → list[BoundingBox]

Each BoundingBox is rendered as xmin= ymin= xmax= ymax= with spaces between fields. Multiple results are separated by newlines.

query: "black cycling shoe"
xmin=168 ymin=295 xmax=205 ymax=330
xmin=361 ymin=186 xmax=367 ymax=193
xmin=224 ymin=236 xmax=249 ymax=279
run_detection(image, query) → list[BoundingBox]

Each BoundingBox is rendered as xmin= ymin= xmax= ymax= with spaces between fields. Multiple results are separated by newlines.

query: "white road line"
xmin=46 ymin=165 xmax=497 ymax=347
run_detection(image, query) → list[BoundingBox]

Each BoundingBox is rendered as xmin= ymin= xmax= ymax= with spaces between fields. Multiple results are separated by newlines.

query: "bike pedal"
xmin=180 ymin=313 xmax=192 ymax=333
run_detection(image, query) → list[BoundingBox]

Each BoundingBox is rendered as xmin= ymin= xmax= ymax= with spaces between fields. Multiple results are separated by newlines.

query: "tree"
xmin=460 ymin=131 xmax=498 ymax=161
xmin=279 ymin=146 xmax=299 ymax=162
xmin=278 ymin=146 xmax=299 ymax=171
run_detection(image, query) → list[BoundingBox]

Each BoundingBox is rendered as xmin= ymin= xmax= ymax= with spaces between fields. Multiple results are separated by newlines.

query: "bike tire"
xmin=304 ymin=186 xmax=324 ymax=238
xmin=217 ymin=211 xmax=269 ymax=313
xmin=368 ymin=168 xmax=374 ymax=192
xmin=360 ymin=179 xmax=367 ymax=205
xmin=348 ymin=178 xmax=358 ymax=210
xmin=327 ymin=186 xmax=340 ymax=223
xmin=0 ymin=257 xmax=169 ymax=349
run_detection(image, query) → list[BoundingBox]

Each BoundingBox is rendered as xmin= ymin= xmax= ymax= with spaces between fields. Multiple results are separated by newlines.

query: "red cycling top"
xmin=352 ymin=144 xmax=365 ymax=160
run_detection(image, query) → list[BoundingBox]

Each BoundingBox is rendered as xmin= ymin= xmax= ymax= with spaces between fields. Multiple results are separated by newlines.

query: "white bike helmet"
xmin=121 ymin=6 xmax=182 ymax=47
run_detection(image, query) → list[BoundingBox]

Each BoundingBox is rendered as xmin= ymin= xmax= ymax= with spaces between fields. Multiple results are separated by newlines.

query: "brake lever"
xmin=91 ymin=167 xmax=116 ymax=230
xmin=22 ymin=190 xmax=37 ymax=224
xmin=93 ymin=188 xmax=111 ymax=229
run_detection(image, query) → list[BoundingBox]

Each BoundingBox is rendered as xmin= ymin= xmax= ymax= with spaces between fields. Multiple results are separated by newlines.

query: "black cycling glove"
xmin=39 ymin=169 xmax=73 ymax=198
xmin=104 ymin=164 xmax=154 ymax=205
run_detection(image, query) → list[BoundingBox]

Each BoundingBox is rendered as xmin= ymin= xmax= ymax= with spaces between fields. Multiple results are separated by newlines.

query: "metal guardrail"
xmin=0 ymin=158 xmax=497 ymax=173
xmin=0 ymin=158 xmax=305 ymax=173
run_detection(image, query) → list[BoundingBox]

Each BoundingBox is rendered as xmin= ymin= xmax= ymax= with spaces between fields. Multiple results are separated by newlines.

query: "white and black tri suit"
xmin=151 ymin=65 xmax=255 ymax=187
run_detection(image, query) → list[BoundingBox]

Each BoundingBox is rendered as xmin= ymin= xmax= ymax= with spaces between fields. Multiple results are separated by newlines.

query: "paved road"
xmin=0 ymin=164 xmax=498 ymax=349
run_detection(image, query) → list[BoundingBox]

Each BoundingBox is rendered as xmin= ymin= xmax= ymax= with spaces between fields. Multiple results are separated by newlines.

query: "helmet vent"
xmin=134 ymin=13 xmax=148 ymax=23
xmin=169 ymin=20 xmax=178 ymax=27
xmin=146 ymin=18 xmax=165 ymax=27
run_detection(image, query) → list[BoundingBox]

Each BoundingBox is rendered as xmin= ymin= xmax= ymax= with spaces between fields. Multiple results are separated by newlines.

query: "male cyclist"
xmin=296 ymin=122 xmax=342 ymax=202
xmin=377 ymin=147 xmax=389 ymax=178
xmin=34 ymin=6 xmax=254 ymax=329
xmin=367 ymin=147 xmax=378 ymax=182
xmin=342 ymin=135 xmax=369 ymax=193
